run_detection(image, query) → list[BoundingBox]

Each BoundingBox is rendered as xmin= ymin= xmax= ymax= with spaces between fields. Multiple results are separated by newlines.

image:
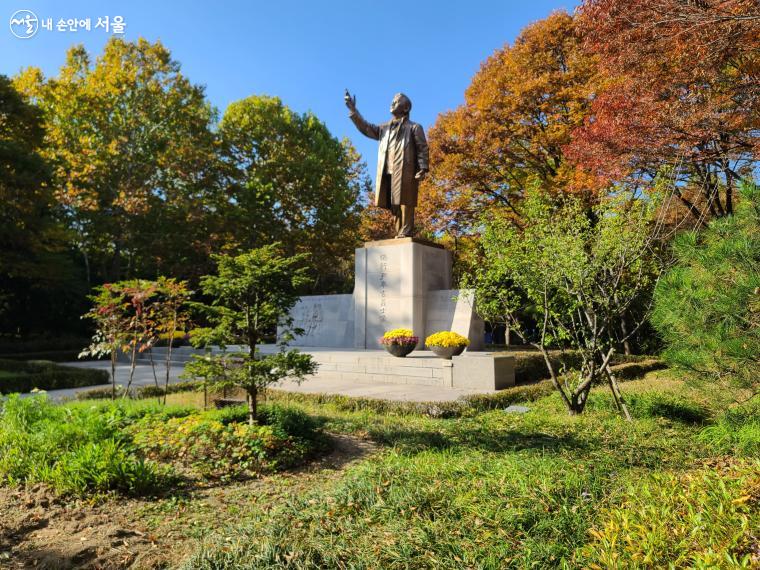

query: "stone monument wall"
xmin=284 ymin=239 xmax=484 ymax=349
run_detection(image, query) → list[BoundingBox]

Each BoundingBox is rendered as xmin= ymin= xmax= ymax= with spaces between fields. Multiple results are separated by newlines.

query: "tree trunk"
xmin=605 ymin=366 xmax=632 ymax=421
xmin=620 ymin=316 xmax=632 ymax=355
xmin=148 ymin=349 xmax=160 ymax=389
xmin=247 ymin=386 xmax=257 ymax=425
xmin=125 ymin=341 xmax=137 ymax=396
xmin=111 ymin=240 xmax=123 ymax=282
xmin=110 ymin=351 xmax=117 ymax=401
xmin=569 ymin=387 xmax=590 ymax=415
xmin=163 ymin=318 xmax=176 ymax=405
xmin=82 ymin=248 xmax=91 ymax=287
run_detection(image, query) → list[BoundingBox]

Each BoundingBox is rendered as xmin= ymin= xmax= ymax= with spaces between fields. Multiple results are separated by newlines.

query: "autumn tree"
xmin=219 ymin=96 xmax=367 ymax=293
xmin=80 ymin=283 xmax=129 ymax=400
xmin=152 ymin=278 xmax=192 ymax=403
xmin=572 ymin=0 xmax=760 ymax=223
xmin=14 ymin=38 xmax=224 ymax=284
xmin=421 ymin=11 xmax=601 ymax=238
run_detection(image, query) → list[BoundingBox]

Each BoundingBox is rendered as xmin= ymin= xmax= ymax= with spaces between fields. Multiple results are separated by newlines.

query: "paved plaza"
xmin=27 ymin=358 xmax=493 ymax=403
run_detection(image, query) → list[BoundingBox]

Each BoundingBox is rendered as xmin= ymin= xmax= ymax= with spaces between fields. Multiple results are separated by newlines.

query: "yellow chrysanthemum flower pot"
xmin=425 ymin=331 xmax=469 ymax=359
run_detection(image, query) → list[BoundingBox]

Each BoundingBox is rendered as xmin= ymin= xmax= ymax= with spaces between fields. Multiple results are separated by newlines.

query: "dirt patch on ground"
xmin=0 ymin=434 xmax=376 ymax=569
xmin=0 ymin=484 xmax=162 ymax=569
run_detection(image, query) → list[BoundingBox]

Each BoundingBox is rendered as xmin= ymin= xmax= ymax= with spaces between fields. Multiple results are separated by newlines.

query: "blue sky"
xmin=3 ymin=0 xmax=579 ymax=176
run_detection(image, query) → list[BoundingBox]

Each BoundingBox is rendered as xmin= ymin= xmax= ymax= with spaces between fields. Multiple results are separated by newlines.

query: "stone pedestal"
xmin=284 ymin=238 xmax=484 ymax=350
xmin=353 ymin=238 xmax=452 ymax=349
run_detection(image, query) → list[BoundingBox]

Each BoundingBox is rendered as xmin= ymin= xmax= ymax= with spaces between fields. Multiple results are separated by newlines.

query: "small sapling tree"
xmin=469 ymin=189 xmax=663 ymax=417
xmin=119 ymin=280 xmax=160 ymax=394
xmin=153 ymin=277 xmax=192 ymax=403
xmin=80 ymin=284 xmax=129 ymax=400
xmin=185 ymin=244 xmax=317 ymax=424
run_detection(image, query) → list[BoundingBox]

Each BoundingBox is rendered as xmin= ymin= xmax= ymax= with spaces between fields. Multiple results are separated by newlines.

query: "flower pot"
xmin=384 ymin=343 xmax=416 ymax=357
xmin=429 ymin=345 xmax=466 ymax=359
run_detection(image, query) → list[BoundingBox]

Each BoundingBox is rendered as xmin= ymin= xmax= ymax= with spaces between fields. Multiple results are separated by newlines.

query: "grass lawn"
xmin=0 ymin=370 xmax=757 ymax=569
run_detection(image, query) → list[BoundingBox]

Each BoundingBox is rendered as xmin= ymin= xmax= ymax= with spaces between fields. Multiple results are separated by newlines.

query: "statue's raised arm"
xmin=344 ymin=89 xmax=357 ymax=114
xmin=344 ymin=89 xmax=380 ymax=141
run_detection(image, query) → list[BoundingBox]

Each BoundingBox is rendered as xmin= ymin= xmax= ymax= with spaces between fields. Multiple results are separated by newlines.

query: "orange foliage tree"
xmin=571 ymin=0 xmax=760 ymax=222
xmin=419 ymin=11 xmax=602 ymax=238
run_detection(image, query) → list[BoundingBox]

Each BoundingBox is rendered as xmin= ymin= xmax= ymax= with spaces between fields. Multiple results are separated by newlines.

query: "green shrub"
xmin=135 ymin=381 xmax=204 ymax=399
xmin=0 ymin=359 xmax=109 ymax=393
xmin=0 ymin=335 xmax=89 ymax=358
xmin=499 ymin=351 xmax=584 ymax=383
xmin=74 ymin=380 xmax=205 ymax=401
xmin=608 ymin=359 xmax=667 ymax=380
xmin=576 ymin=461 xmax=760 ymax=568
xmin=0 ymin=350 xmax=86 ymax=362
xmin=0 ymin=395 xmax=167 ymax=495
xmin=699 ymin=399 xmax=760 ymax=456
xmin=154 ymin=331 xmax=189 ymax=347
xmin=74 ymin=384 xmax=128 ymax=400
xmin=129 ymin=404 xmax=323 ymax=479
xmin=257 ymin=404 xmax=322 ymax=442
xmin=461 ymin=380 xmax=555 ymax=412
xmin=267 ymin=389 xmax=467 ymax=418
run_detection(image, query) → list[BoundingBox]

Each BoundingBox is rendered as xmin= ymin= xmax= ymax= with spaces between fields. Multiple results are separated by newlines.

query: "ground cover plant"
xmin=176 ymin=372 xmax=759 ymax=569
xmin=0 ymin=394 xmax=325 ymax=497
xmin=0 ymin=372 xmax=757 ymax=568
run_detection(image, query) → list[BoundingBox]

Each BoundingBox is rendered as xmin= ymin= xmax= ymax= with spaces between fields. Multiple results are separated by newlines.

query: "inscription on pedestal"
xmin=285 ymin=294 xmax=354 ymax=348
xmin=293 ymin=302 xmax=323 ymax=337
xmin=379 ymin=253 xmax=388 ymax=324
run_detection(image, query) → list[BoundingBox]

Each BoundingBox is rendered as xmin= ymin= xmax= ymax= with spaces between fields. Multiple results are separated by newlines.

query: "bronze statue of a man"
xmin=345 ymin=90 xmax=429 ymax=238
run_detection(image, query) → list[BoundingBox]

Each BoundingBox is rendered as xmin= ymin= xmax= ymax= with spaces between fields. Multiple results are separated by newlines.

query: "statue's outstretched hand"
xmin=344 ymin=89 xmax=357 ymax=113
xmin=415 ymin=169 xmax=428 ymax=181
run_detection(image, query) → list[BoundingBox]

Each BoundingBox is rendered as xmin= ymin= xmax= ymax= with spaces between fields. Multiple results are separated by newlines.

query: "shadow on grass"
xmin=367 ymin=426 xmax=592 ymax=455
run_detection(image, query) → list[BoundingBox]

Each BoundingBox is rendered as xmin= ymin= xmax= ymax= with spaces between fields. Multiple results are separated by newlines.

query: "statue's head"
xmin=390 ymin=93 xmax=412 ymax=117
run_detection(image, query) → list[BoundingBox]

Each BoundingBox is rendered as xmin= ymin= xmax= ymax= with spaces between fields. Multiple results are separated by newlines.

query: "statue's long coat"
xmin=349 ymin=111 xmax=429 ymax=208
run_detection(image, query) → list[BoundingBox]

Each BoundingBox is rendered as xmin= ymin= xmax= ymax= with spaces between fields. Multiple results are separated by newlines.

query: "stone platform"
xmin=260 ymin=346 xmax=514 ymax=392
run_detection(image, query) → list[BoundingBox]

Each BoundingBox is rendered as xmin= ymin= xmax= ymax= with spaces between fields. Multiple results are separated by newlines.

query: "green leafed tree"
xmin=469 ymin=189 xmax=663 ymax=415
xmin=185 ymin=245 xmax=317 ymax=424
xmin=652 ymin=183 xmax=760 ymax=401
xmin=0 ymin=74 xmax=79 ymax=336
xmin=219 ymin=95 xmax=366 ymax=293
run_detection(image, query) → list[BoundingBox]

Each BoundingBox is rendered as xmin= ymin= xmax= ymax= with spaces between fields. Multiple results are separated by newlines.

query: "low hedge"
xmin=0 ymin=359 xmax=109 ymax=394
xmin=0 ymin=350 xmax=87 ymax=362
xmin=0 ymin=335 xmax=89 ymax=352
xmin=0 ymin=336 xmax=90 ymax=362
xmin=266 ymin=389 xmax=468 ymax=418
xmin=505 ymin=350 xmax=660 ymax=383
